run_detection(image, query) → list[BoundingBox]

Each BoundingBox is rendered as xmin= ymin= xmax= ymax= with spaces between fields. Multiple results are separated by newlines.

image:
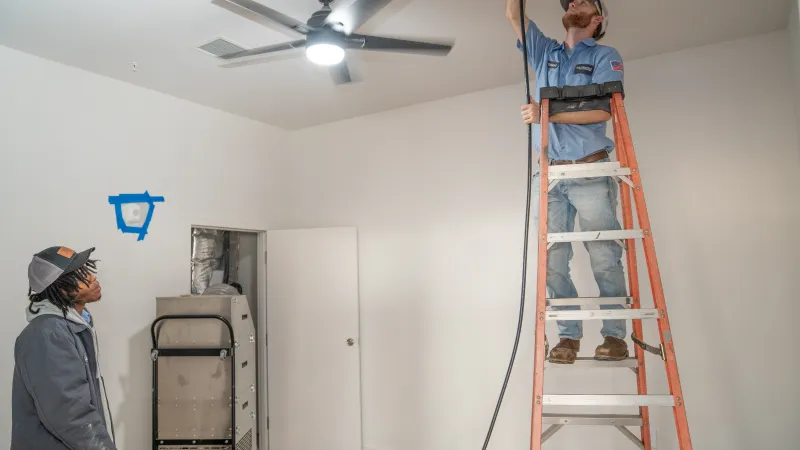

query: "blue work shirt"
xmin=517 ymin=20 xmax=625 ymax=161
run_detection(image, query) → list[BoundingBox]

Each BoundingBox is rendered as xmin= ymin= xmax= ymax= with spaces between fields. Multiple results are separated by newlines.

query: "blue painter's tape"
xmin=108 ymin=191 xmax=165 ymax=241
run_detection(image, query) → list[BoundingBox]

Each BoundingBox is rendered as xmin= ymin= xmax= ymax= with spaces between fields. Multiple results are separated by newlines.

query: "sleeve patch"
xmin=610 ymin=60 xmax=623 ymax=72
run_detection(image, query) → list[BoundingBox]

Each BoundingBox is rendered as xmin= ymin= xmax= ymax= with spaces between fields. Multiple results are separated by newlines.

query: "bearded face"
xmin=562 ymin=9 xmax=597 ymax=30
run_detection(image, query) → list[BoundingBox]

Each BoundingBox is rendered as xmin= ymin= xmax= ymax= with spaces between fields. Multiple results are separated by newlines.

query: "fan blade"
xmin=213 ymin=0 xmax=311 ymax=34
xmin=329 ymin=0 xmax=395 ymax=34
xmin=347 ymin=34 xmax=453 ymax=56
xmin=219 ymin=39 xmax=306 ymax=61
xmin=329 ymin=60 xmax=353 ymax=85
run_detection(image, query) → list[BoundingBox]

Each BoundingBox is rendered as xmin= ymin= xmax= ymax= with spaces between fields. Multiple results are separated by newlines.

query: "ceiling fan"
xmin=212 ymin=0 xmax=455 ymax=84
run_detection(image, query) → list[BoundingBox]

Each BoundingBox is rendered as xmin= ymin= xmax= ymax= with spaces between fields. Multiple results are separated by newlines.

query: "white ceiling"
xmin=0 ymin=0 xmax=793 ymax=130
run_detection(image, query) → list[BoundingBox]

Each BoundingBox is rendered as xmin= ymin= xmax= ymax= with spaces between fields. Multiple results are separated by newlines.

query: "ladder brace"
xmin=540 ymin=422 xmax=645 ymax=450
xmin=616 ymin=426 xmax=646 ymax=450
xmin=631 ymin=333 xmax=666 ymax=360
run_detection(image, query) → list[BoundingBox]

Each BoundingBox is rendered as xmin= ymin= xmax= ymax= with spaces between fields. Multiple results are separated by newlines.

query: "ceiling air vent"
xmin=197 ymin=37 xmax=247 ymax=58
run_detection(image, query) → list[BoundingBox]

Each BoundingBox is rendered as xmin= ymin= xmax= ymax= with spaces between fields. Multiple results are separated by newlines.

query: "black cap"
xmin=28 ymin=246 xmax=95 ymax=293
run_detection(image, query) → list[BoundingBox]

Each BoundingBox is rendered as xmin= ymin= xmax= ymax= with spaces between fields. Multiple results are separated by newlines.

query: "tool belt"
xmin=550 ymin=150 xmax=609 ymax=166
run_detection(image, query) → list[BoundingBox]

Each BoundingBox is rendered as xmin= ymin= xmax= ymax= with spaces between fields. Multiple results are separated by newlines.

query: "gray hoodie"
xmin=11 ymin=300 xmax=116 ymax=450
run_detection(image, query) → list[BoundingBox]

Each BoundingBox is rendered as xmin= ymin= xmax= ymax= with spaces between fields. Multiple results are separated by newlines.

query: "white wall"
xmin=4 ymin=24 xmax=800 ymax=450
xmin=278 ymin=30 xmax=800 ymax=450
xmin=0 ymin=45 xmax=287 ymax=449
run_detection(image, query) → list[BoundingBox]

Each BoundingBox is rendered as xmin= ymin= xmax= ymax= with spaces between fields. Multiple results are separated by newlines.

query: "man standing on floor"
xmin=506 ymin=0 xmax=629 ymax=363
xmin=11 ymin=246 xmax=116 ymax=449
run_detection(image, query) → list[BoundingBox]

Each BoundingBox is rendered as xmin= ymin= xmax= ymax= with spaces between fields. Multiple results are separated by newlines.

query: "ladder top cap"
xmin=540 ymin=81 xmax=624 ymax=101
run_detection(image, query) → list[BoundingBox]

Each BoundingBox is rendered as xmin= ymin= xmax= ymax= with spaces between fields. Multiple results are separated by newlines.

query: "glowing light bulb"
xmin=305 ymin=43 xmax=345 ymax=66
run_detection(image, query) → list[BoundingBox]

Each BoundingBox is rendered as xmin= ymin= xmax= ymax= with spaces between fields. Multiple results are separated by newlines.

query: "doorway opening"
xmin=189 ymin=225 xmax=268 ymax=450
xmin=190 ymin=227 xmax=260 ymax=321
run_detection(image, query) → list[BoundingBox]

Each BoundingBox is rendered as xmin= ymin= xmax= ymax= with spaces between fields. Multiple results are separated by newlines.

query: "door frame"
xmin=189 ymin=224 xmax=269 ymax=450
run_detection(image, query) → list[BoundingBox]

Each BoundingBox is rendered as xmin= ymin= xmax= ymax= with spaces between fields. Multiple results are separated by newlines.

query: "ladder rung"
xmin=548 ymin=230 xmax=644 ymax=243
xmin=545 ymin=357 xmax=638 ymax=369
xmin=548 ymin=162 xmax=631 ymax=180
xmin=542 ymin=413 xmax=643 ymax=426
xmin=547 ymin=161 xmax=621 ymax=173
xmin=542 ymin=395 xmax=676 ymax=407
xmin=546 ymin=309 xmax=660 ymax=321
xmin=546 ymin=297 xmax=632 ymax=307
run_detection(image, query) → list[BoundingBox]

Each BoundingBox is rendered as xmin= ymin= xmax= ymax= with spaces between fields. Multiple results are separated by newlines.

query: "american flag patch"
xmin=610 ymin=60 xmax=623 ymax=72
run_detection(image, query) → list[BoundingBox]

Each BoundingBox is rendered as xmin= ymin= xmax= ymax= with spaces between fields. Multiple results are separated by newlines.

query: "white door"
xmin=265 ymin=227 xmax=362 ymax=450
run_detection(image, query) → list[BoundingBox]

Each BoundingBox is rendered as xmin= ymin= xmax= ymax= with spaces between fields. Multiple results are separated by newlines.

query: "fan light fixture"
xmin=213 ymin=0 xmax=455 ymax=85
xmin=305 ymin=43 xmax=345 ymax=66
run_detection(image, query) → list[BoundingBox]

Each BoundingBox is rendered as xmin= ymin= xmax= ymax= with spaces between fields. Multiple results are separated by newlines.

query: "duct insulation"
xmin=202 ymin=283 xmax=240 ymax=296
xmin=191 ymin=228 xmax=219 ymax=294
xmin=191 ymin=228 xmax=241 ymax=294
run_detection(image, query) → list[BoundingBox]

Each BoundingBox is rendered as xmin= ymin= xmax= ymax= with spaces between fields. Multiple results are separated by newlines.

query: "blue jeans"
xmin=533 ymin=158 xmax=628 ymax=340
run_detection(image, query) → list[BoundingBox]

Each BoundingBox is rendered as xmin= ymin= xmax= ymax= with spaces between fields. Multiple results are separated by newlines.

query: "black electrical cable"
xmin=481 ymin=0 xmax=534 ymax=448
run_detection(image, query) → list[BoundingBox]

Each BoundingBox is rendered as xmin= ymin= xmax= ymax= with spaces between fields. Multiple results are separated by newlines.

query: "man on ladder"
xmin=506 ymin=0 xmax=629 ymax=364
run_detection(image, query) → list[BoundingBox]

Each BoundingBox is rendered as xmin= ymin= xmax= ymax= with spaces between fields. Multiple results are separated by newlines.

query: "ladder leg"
xmin=613 ymin=110 xmax=652 ymax=450
xmin=530 ymin=99 xmax=551 ymax=450
xmin=612 ymin=95 xmax=693 ymax=450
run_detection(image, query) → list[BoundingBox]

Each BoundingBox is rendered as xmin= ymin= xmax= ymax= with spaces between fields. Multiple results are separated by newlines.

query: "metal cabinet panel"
xmin=154 ymin=295 xmax=257 ymax=450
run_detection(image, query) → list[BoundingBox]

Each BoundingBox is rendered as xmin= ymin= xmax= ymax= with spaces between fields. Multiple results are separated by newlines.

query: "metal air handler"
xmin=150 ymin=294 xmax=258 ymax=450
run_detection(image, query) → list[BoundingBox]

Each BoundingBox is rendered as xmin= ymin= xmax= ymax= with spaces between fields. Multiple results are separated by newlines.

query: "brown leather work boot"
xmin=594 ymin=336 xmax=629 ymax=361
xmin=548 ymin=338 xmax=580 ymax=364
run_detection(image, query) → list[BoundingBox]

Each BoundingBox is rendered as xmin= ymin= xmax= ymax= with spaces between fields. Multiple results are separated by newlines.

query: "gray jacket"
xmin=11 ymin=301 xmax=116 ymax=450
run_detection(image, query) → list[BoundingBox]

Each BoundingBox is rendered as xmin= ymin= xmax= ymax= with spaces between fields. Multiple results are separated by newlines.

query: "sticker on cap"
xmin=57 ymin=247 xmax=76 ymax=258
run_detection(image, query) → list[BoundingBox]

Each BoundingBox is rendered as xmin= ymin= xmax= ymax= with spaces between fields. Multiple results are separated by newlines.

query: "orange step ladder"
xmin=528 ymin=82 xmax=693 ymax=450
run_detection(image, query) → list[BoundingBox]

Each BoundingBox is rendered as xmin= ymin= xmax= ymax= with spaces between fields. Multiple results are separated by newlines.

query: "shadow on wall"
xmin=113 ymin=326 xmax=152 ymax=449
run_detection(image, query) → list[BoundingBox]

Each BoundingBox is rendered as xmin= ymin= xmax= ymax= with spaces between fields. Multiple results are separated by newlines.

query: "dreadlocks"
xmin=28 ymin=259 xmax=98 ymax=317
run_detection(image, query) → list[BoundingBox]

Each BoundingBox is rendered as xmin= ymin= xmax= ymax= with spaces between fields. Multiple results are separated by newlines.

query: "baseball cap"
xmin=28 ymin=246 xmax=96 ymax=293
xmin=561 ymin=0 xmax=609 ymax=39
